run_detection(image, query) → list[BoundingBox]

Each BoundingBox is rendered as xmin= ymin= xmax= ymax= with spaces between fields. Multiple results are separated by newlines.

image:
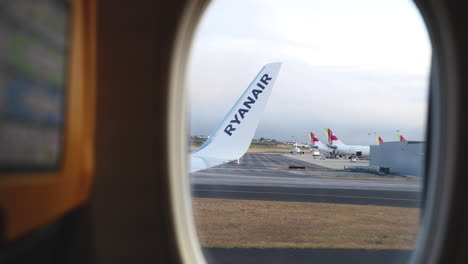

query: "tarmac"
xmin=191 ymin=153 xmax=422 ymax=207
xmin=282 ymin=153 xmax=370 ymax=170
xmin=202 ymin=248 xmax=413 ymax=264
xmin=190 ymin=152 xmax=422 ymax=263
xmin=192 ymin=184 xmax=421 ymax=208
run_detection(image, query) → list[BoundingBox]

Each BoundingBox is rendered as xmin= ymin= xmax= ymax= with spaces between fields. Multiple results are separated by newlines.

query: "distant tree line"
xmin=189 ymin=136 xmax=208 ymax=147
xmin=251 ymin=137 xmax=279 ymax=145
xmin=189 ymin=136 xmax=281 ymax=147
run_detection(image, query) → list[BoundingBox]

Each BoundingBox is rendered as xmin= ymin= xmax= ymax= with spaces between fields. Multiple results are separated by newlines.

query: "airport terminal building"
xmin=370 ymin=141 xmax=425 ymax=177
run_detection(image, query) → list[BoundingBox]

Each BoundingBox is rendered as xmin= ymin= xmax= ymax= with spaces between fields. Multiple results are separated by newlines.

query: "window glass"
xmin=188 ymin=0 xmax=430 ymax=262
xmin=0 ymin=0 xmax=69 ymax=170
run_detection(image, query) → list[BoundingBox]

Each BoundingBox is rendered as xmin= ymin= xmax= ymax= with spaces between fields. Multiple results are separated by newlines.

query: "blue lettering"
xmin=260 ymin=74 xmax=272 ymax=85
xmin=230 ymin=114 xmax=240 ymax=124
xmin=252 ymin=89 xmax=263 ymax=99
xmin=224 ymin=125 xmax=236 ymax=136
xmin=238 ymin=108 xmax=249 ymax=119
xmin=225 ymin=72 xmax=273 ymax=136
xmin=243 ymin=96 xmax=256 ymax=109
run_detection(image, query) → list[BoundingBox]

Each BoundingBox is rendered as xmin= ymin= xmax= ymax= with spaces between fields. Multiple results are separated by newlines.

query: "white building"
xmin=370 ymin=141 xmax=425 ymax=177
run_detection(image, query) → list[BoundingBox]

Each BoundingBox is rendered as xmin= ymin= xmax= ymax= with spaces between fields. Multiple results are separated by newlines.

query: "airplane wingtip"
xmin=265 ymin=62 xmax=282 ymax=67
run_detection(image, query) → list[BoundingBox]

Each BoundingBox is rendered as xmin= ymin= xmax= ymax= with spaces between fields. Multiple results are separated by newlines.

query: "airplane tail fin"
xmin=324 ymin=128 xmax=341 ymax=145
xmin=398 ymin=135 xmax=407 ymax=142
xmin=308 ymin=132 xmax=320 ymax=145
xmin=190 ymin=62 xmax=282 ymax=172
xmin=377 ymin=136 xmax=384 ymax=145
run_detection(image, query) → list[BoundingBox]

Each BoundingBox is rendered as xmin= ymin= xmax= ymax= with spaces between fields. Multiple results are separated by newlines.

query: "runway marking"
xmin=303 ymin=174 xmax=421 ymax=182
xmin=272 ymin=168 xmax=341 ymax=172
xmin=194 ymin=174 xmax=310 ymax=180
xmin=193 ymin=174 xmax=421 ymax=187
xmin=194 ymin=172 xmax=420 ymax=184
xmin=193 ymin=189 xmax=421 ymax=202
xmin=195 ymin=173 xmax=395 ymax=181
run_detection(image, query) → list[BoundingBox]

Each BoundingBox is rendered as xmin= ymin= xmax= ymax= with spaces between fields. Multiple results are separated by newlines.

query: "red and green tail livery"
xmin=309 ymin=132 xmax=320 ymax=145
xmin=324 ymin=128 xmax=339 ymax=145
xmin=377 ymin=136 xmax=384 ymax=145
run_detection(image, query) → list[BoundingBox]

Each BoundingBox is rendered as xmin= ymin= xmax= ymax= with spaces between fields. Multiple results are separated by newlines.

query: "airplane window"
xmin=0 ymin=0 xmax=69 ymax=170
xmin=187 ymin=0 xmax=430 ymax=263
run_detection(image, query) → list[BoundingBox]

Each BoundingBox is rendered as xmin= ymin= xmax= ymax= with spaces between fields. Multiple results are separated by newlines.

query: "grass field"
xmin=246 ymin=143 xmax=293 ymax=152
xmin=193 ymin=198 xmax=420 ymax=249
xmin=190 ymin=143 xmax=294 ymax=153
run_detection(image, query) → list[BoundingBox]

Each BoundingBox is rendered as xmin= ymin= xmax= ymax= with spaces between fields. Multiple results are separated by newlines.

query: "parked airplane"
xmin=296 ymin=143 xmax=310 ymax=148
xmin=324 ymin=128 xmax=370 ymax=157
xmin=308 ymin=132 xmax=333 ymax=155
xmin=398 ymin=134 xmax=407 ymax=141
xmin=290 ymin=142 xmax=304 ymax=155
xmin=190 ymin=62 xmax=282 ymax=172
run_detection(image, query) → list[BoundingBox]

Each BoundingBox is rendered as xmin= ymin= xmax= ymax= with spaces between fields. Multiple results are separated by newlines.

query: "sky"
xmin=187 ymin=0 xmax=431 ymax=145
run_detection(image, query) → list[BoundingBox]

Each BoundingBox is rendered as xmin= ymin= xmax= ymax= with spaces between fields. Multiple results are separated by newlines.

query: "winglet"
xmin=190 ymin=63 xmax=282 ymax=172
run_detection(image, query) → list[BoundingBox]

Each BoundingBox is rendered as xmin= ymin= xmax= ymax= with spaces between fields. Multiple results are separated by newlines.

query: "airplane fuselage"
xmin=331 ymin=144 xmax=370 ymax=157
xmin=292 ymin=147 xmax=301 ymax=154
xmin=311 ymin=142 xmax=333 ymax=155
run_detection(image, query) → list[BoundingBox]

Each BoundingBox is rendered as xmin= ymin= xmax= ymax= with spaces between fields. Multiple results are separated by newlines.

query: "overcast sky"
xmin=187 ymin=0 xmax=431 ymax=145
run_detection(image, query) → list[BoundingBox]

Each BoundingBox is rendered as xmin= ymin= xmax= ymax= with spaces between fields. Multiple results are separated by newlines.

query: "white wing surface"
xmin=190 ymin=62 xmax=282 ymax=172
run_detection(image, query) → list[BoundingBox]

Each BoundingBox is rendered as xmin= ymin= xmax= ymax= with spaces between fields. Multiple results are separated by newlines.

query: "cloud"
xmin=188 ymin=0 xmax=431 ymax=145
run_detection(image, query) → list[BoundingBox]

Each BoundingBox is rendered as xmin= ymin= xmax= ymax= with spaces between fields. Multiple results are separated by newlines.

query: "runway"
xmin=191 ymin=153 xmax=422 ymax=208
xmin=202 ymin=248 xmax=412 ymax=264
xmin=192 ymin=184 xmax=421 ymax=208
